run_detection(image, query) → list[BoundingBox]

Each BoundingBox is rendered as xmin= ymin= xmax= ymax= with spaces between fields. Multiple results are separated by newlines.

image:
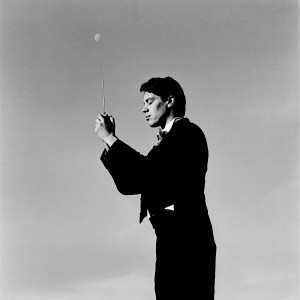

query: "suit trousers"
xmin=150 ymin=210 xmax=216 ymax=300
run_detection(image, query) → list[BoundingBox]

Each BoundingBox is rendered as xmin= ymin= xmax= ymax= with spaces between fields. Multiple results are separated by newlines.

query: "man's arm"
xmin=95 ymin=114 xmax=145 ymax=195
xmin=101 ymin=139 xmax=146 ymax=195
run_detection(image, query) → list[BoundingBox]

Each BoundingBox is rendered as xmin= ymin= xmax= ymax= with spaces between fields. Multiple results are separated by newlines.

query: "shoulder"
xmin=173 ymin=118 xmax=207 ymax=140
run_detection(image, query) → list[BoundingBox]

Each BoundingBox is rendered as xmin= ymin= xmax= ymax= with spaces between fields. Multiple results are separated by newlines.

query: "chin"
xmin=148 ymin=121 xmax=159 ymax=128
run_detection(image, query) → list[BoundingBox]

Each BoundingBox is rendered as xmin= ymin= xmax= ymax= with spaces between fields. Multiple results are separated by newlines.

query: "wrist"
xmin=103 ymin=133 xmax=117 ymax=147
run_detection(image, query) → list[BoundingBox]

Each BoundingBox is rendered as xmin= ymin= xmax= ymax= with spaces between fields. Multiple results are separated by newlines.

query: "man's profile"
xmin=95 ymin=76 xmax=216 ymax=299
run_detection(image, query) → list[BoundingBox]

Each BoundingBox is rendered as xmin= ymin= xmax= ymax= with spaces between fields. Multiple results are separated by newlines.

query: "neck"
xmin=161 ymin=114 xmax=177 ymax=130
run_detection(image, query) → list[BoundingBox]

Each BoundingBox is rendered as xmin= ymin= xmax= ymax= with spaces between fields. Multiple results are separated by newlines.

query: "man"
xmin=95 ymin=77 xmax=216 ymax=299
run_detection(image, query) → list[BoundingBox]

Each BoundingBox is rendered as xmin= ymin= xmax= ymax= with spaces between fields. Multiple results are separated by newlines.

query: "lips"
xmin=146 ymin=116 xmax=151 ymax=121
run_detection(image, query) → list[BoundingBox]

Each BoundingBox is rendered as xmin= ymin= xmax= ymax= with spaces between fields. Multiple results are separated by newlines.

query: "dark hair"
xmin=140 ymin=76 xmax=186 ymax=117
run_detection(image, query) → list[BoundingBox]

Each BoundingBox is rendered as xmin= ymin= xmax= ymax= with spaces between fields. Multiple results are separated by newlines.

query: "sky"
xmin=1 ymin=0 xmax=299 ymax=299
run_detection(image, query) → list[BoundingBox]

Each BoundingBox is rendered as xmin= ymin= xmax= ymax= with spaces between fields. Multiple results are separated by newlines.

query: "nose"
xmin=142 ymin=104 xmax=148 ymax=114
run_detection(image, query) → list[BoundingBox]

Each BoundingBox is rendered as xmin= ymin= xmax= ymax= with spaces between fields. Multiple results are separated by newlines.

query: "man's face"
xmin=142 ymin=92 xmax=169 ymax=128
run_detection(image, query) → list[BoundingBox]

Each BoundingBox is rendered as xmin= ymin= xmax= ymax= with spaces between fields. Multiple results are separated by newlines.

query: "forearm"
xmin=101 ymin=139 xmax=145 ymax=195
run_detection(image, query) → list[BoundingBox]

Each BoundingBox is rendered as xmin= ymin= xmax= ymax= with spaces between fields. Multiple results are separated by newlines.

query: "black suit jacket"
xmin=101 ymin=118 xmax=212 ymax=229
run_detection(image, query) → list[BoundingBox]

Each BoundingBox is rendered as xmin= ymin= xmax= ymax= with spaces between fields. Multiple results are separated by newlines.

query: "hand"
xmin=95 ymin=113 xmax=116 ymax=143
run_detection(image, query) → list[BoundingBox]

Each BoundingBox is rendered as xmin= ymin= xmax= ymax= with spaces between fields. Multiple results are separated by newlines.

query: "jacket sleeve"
xmin=101 ymin=139 xmax=146 ymax=195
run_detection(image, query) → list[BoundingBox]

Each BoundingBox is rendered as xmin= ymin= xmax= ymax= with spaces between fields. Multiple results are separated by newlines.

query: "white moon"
xmin=94 ymin=34 xmax=101 ymax=42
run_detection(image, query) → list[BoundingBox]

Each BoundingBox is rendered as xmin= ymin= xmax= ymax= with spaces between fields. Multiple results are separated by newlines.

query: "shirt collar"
xmin=162 ymin=117 xmax=183 ymax=133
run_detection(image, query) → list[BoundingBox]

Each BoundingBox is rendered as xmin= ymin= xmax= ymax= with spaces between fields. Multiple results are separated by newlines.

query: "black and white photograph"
xmin=1 ymin=1 xmax=298 ymax=299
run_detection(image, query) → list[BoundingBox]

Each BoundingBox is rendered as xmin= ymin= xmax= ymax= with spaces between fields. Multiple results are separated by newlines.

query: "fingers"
xmin=95 ymin=114 xmax=103 ymax=133
xmin=95 ymin=114 xmax=115 ymax=132
xmin=97 ymin=114 xmax=114 ymax=122
xmin=95 ymin=118 xmax=100 ymax=133
xmin=97 ymin=114 xmax=105 ymax=122
xmin=109 ymin=115 xmax=115 ymax=124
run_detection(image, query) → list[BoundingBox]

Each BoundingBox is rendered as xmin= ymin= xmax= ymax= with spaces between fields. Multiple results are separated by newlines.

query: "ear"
xmin=166 ymin=96 xmax=175 ymax=108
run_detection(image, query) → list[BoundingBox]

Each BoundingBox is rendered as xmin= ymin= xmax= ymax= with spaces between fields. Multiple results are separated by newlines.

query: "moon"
xmin=94 ymin=34 xmax=101 ymax=42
